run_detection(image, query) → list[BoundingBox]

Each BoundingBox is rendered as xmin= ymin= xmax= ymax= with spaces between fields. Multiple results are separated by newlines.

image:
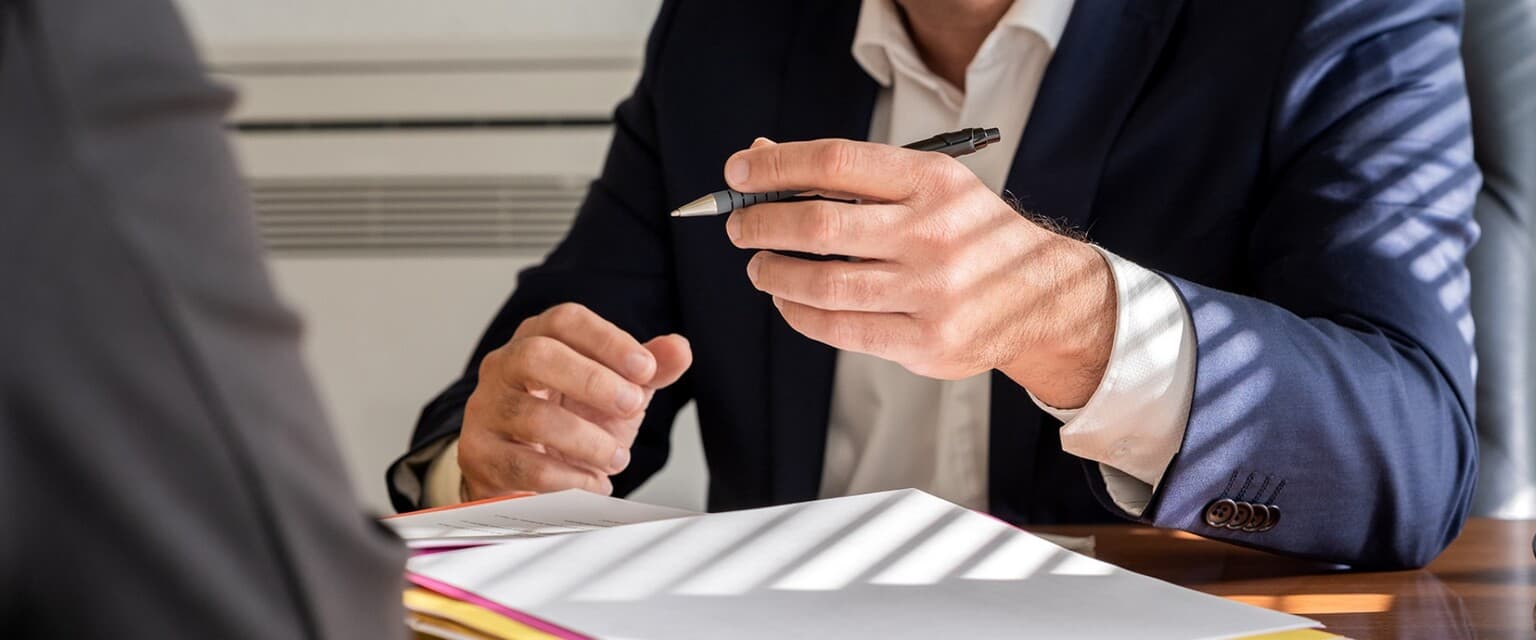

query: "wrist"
xmin=1001 ymin=238 xmax=1116 ymax=409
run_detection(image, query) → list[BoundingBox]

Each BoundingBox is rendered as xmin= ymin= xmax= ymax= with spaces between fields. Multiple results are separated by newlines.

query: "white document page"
xmin=408 ymin=489 xmax=1319 ymax=640
xmin=384 ymin=489 xmax=699 ymax=549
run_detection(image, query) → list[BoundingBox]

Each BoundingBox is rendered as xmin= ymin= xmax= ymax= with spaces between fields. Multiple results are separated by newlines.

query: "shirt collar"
xmin=851 ymin=0 xmax=1075 ymax=88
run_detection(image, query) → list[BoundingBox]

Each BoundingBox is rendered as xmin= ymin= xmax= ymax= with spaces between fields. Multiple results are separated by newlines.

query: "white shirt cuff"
xmin=1027 ymin=246 xmax=1197 ymax=516
xmin=423 ymin=438 xmax=466 ymax=508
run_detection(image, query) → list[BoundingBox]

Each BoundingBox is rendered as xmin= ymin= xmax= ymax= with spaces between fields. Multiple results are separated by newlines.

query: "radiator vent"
xmin=252 ymin=175 xmax=588 ymax=254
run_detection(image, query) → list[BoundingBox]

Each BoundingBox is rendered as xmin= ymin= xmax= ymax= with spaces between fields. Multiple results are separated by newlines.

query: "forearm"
xmin=998 ymin=235 xmax=1117 ymax=409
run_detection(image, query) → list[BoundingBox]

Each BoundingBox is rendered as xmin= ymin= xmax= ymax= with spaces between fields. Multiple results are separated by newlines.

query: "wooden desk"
xmin=1032 ymin=519 xmax=1536 ymax=639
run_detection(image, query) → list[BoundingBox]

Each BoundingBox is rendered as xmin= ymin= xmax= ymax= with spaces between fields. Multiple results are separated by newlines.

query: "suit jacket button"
xmin=1204 ymin=498 xmax=1238 ymax=527
xmin=1242 ymin=503 xmax=1270 ymax=532
xmin=1259 ymin=505 xmax=1281 ymax=532
xmin=1226 ymin=501 xmax=1254 ymax=530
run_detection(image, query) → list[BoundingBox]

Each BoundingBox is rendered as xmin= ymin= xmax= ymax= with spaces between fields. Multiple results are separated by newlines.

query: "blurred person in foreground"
xmin=0 ymin=0 xmax=403 ymax=636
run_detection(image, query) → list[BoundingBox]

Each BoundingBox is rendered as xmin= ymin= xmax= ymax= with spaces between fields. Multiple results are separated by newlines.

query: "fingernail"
xmin=725 ymin=156 xmax=749 ymax=187
xmin=726 ymin=213 xmax=742 ymax=243
xmin=624 ymin=351 xmax=653 ymax=381
xmin=746 ymin=253 xmax=762 ymax=283
xmin=616 ymin=384 xmax=643 ymax=414
xmin=611 ymin=447 xmax=631 ymax=472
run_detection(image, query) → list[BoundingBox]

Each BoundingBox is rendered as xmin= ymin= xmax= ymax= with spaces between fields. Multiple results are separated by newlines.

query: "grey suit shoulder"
xmin=0 ymin=0 xmax=405 ymax=637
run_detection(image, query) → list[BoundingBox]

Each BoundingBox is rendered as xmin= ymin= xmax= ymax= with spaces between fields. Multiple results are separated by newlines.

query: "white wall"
xmin=173 ymin=0 xmax=664 ymax=50
xmin=168 ymin=0 xmax=707 ymax=513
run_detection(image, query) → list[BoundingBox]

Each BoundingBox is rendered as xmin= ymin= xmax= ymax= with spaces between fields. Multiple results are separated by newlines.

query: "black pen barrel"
xmin=903 ymin=127 xmax=1002 ymax=156
xmin=672 ymin=127 xmax=1001 ymax=217
xmin=715 ymin=189 xmax=803 ymax=212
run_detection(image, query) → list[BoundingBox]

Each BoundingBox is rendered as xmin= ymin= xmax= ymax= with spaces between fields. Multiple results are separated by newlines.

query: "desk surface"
xmin=1032 ymin=518 xmax=1536 ymax=639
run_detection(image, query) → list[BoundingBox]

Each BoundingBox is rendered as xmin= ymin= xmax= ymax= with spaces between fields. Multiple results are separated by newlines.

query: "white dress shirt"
xmin=820 ymin=0 xmax=1197 ymax=516
xmin=414 ymin=0 xmax=1199 ymax=515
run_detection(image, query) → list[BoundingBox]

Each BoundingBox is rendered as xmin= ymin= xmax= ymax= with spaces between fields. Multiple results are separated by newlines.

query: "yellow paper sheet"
xmin=404 ymin=588 xmax=560 ymax=640
xmin=1239 ymin=630 xmax=1344 ymax=640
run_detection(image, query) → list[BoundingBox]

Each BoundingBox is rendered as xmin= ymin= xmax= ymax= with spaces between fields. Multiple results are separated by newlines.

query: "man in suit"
xmin=0 ymin=0 xmax=404 ymax=636
xmin=391 ymin=0 xmax=1481 ymax=569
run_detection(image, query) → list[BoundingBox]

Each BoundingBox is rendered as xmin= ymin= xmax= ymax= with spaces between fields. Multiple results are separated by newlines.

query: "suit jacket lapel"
xmin=1003 ymin=0 xmax=1186 ymax=232
xmin=991 ymin=0 xmax=1185 ymax=522
xmin=764 ymin=0 xmax=877 ymax=504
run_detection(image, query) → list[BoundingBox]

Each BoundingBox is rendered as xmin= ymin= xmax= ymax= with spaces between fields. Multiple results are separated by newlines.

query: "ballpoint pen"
xmin=670 ymin=127 xmax=1001 ymax=217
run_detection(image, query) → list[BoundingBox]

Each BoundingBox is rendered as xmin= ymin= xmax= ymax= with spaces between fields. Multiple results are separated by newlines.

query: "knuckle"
xmin=514 ymin=314 xmax=540 ymax=337
xmin=463 ymin=388 xmax=494 ymax=426
xmin=745 ymin=209 xmax=770 ymax=243
xmin=515 ymin=335 xmax=559 ymax=363
xmin=828 ymin=315 xmax=860 ymax=350
xmin=545 ymin=302 xmax=588 ymax=327
xmin=457 ymin=423 xmax=488 ymax=464
xmin=932 ymin=316 xmax=967 ymax=354
xmin=815 ymin=142 xmax=857 ymax=180
xmin=868 ymin=323 xmax=898 ymax=355
xmin=582 ymin=364 xmax=610 ymax=401
xmin=811 ymin=141 xmax=847 ymax=177
xmin=924 ymin=154 xmax=965 ymax=183
xmin=585 ymin=432 xmax=616 ymax=466
xmin=813 ymin=269 xmax=842 ymax=304
xmin=613 ymin=412 xmax=644 ymax=447
xmin=914 ymin=215 xmax=960 ymax=250
xmin=807 ymin=202 xmax=843 ymax=249
xmin=754 ymin=147 xmax=782 ymax=185
xmin=504 ymin=393 xmax=546 ymax=435
xmin=844 ymin=269 xmax=876 ymax=306
xmin=912 ymin=155 xmax=966 ymax=198
xmin=593 ymin=323 xmax=622 ymax=356
xmin=477 ymin=348 xmax=503 ymax=380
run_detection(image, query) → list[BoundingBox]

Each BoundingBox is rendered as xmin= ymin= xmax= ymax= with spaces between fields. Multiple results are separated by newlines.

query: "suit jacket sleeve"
xmin=0 ymin=0 xmax=406 ymax=636
xmin=388 ymin=1 xmax=693 ymax=512
xmin=1120 ymin=0 xmax=1481 ymax=569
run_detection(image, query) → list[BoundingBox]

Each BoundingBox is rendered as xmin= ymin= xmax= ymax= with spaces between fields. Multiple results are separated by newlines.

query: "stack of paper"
xmin=394 ymin=489 xmax=1330 ymax=640
xmin=383 ymin=490 xmax=698 ymax=549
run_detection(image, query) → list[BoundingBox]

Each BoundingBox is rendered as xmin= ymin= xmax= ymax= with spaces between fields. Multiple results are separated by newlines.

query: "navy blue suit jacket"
xmin=393 ymin=0 xmax=1481 ymax=569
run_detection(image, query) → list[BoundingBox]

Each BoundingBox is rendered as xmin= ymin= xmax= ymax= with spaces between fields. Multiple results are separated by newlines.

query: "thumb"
xmin=749 ymin=136 xmax=777 ymax=149
xmin=642 ymin=334 xmax=693 ymax=388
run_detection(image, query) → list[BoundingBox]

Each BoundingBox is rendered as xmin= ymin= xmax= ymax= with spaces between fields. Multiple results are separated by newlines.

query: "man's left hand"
xmin=723 ymin=137 xmax=1116 ymax=409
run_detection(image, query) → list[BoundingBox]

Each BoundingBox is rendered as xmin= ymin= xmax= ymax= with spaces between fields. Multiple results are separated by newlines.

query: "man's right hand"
xmin=459 ymin=303 xmax=692 ymax=501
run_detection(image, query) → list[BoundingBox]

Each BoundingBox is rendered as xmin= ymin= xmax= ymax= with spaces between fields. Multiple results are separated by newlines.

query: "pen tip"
xmin=670 ymin=194 xmax=723 ymax=218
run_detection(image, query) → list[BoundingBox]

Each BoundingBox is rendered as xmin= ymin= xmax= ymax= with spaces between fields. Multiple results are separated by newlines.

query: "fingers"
xmin=747 ymin=252 xmax=913 ymax=312
xmin=466 ymin=387 xmax=631 ymax=475
xmin=726 ymin=199 xmax=907 ymax=259
xmin=461 ymin=436 xmax=614 ymax=498
xmin=461 ymin=304 xmax=700 ymax=500
xmin=724 ymin=138 xmax=937 ymax=202
xmin=552 ymin=333 xmax=691 ymax=432
xmin=772 ymin=296 xmax=922 ymax=362
xmin=643 ymin=334 xmax=693 ymax=389
xmin=514 ymin=303 xmax=657 ymax=384
xmin=490 ymin=335 xmax=645 ymax=418
xmin=554 ymin=333 xmax=690 ymax=447
xmin=562 ymin=398 xmax=646 ymax=447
